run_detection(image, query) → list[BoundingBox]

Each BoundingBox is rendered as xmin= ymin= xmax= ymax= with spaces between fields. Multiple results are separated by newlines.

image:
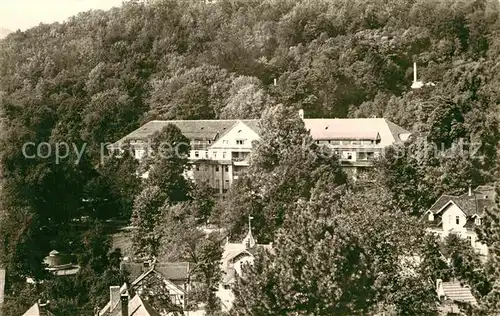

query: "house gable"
xmin=229 ymin=251 xmax=253 ymax=264
xmin=132 ymin=270 xmax=186 ymax=295
xmin=440 ymin=202 xmax=468 ymax=232
xmin=210 ymin=121 xmax=260 ymax=151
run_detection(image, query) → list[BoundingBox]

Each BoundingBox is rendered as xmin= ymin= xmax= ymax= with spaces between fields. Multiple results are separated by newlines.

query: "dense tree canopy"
xmin=1 ymin=0 xmax=500 ymax=314
xmin=218 ymin=104 xmax=347 ymax=242
xmin=231 ymin=184 xmax=439 ymax=315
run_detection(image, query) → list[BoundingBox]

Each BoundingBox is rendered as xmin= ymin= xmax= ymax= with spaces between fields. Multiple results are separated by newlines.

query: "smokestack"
xmin=110 ymin=286 xmax=121 ymax=311
xmin=121 ymin=292 xmax=129 ymax=316
xmin=413 ymin=62 xmax=417 ymax=82
xmin=436 ymin=279 xmax=442 ymax=292
xmin=298 ymin=109 xmax=304 ymax=119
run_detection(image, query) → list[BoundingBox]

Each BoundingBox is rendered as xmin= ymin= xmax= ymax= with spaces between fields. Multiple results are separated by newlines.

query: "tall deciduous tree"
xmin=143 ymin=123 xmax=192 ymax=203
xmin=219 ymin=104 xmax=346 ymax=242
xmin=131 ymin=186 xmax=167 ymax=259
xmin=232 ymin=185 xmax=438 ymax=315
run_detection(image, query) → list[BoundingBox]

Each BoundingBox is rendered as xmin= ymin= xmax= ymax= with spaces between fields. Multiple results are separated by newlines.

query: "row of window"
xmin=221 ymin=139 xmax=245 ymax=145
xmin=193 ymin=151 xmax=229 ymax=159
xmin=193 ymin=165 xmax=230 ymax=173
xmin=191 ymin=140 xmax=212 ymax=145
xmin=447 ymin=216 xmax=482 ymax=225
xmin=338 ymin=151 xmax=376 ymax=160
xmin=316 ymin=140 xmax=380 ymax=145
xmin=193 ymin=151 xmax=249 ymax=159
xmin=214 ymin=179 xmax=230 ymax=189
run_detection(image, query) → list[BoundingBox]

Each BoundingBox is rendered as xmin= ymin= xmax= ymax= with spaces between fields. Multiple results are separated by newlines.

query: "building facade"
xmin=424 ymin=186 xmax=496 ymax=258
xmin=217 ymin=217 xmax=273 ymax=312
xmin=110 ymin=112 xmax=411 ymax=193
xmin=119 ymin=260 xmax=192 ymax=311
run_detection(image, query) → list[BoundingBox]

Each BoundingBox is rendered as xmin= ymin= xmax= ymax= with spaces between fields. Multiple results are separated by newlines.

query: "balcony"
xmin=231 ymin=153 xmax=250 ymax=166
xmin=340 ymin=160 xmax=375 ymax=167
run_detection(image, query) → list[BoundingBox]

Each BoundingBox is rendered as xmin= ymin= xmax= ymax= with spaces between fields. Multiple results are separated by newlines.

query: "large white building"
xmin=110 ymin=112 xmax=411 ymax=193
xmin=424 ymin=185 xmax=496 ymax=258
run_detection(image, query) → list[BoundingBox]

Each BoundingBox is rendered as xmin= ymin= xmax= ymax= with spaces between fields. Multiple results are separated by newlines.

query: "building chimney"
xmin=298 ymin=109 xmax=304 ymax=119
xmin=436 ymin=279 xmax=444 ymax=300
xmin=110 ymin=286 xmax=121 ymax=311
xmin=413 ymin=62 xmax=417 ymax=83
xmin=120 ymin=292 xmax=129 ymax=316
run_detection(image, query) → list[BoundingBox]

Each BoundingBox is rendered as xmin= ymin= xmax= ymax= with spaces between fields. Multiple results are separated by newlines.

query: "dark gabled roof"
xmin=428 ymin=195 xmax=457 ymax=214
xmin=121 ymin=261 xmax=192 ymax=284
xmin=428 ymin=186 xmax=496 ymax=217
xmin=121 ymin=261 xmax=144 ymax=281
xmin=154 ymin=262 xmax=191 ymax=281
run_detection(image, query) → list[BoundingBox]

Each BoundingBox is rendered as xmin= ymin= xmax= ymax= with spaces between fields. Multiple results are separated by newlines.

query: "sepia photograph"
xmin=0 ymin=0 xmax=500 ymax=315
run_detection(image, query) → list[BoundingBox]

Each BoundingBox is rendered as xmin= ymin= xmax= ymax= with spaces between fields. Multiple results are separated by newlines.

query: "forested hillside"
xmin=0 ymin=0 xmax=500 ymax=314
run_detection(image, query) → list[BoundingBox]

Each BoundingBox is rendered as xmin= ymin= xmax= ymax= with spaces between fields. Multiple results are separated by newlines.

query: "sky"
xmin=0 ymin=0 xmax=125 ymax=31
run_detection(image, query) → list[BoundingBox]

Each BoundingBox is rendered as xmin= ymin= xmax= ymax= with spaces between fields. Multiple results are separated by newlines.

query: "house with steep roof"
xmin=424 ymin=186 xmax=496 ymax=257
xmin=119 ymin=260 xmax=192 ymax=311
xmin=216 ymin=216 xmax=273 ymax=312
xmin=97 ymin=283 xmax=162 ymax=316
xmin=436 ymin=279 xmax=477 ymax=314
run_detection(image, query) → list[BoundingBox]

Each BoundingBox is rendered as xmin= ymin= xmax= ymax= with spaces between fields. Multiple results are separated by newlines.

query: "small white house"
xmin=424 ymin=186 xmax=496 ymax=258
